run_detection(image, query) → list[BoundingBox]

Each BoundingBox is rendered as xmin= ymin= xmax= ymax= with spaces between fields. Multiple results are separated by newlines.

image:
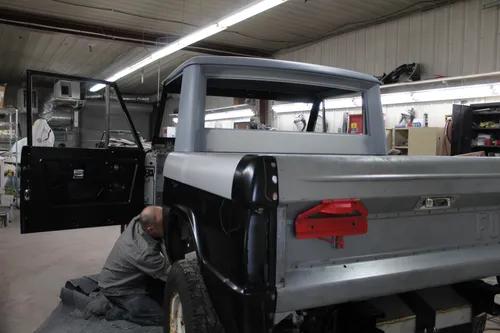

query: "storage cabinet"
xmin=392 ymin=127 xmax=442 ymax=156
xmin=451 ymin=102 xmax=500 ymax=156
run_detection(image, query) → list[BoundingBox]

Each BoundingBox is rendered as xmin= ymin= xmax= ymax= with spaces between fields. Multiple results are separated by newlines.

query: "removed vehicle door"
xmin=20 ymin=71 xmax=145 ymax=233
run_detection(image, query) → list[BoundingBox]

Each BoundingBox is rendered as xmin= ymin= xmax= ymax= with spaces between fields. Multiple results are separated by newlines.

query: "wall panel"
xmin=276 ymin=0 xmax=500 ymax=79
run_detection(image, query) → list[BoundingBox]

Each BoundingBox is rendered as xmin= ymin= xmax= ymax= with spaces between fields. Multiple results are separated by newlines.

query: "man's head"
xmin=139 ymin=206 xmax=164 ymax=239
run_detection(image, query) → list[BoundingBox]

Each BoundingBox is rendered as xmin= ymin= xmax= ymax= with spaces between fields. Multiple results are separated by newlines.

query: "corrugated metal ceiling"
xmin=0 ymin=24 xmax=202 ymax=94
xmin=0 ymin=0 xmax=457 ymax=51
xmin=0 ymin=0 xmax=458 ymax=94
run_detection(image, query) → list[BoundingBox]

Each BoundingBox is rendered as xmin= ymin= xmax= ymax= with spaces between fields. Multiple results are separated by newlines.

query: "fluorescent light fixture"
xmin=90 ymin=84 xmax=106 ymax=92
xmin=272 ymin=103 xmax=312 ymax=113
xmin=173 ymin=108 xmax=254 ymax=123
xmin=324 ymin=97 xmax=361 ymax=109
xmin=89 ymin=0 xmax=290 ymax=92
xmin=412 ymin=84 xmax=495 ymax=102
xmin=90 ymin=23 xmax=225 ymax=92
xmin=206 ymin=103 xmax=251 ymax=113
xmin=273 ymin=83 xmax=500 ymax=113
xmin=381 ymin=92 xmax=414 ymax=105
xmin=218 ymin=0 xmax=288 ymax=27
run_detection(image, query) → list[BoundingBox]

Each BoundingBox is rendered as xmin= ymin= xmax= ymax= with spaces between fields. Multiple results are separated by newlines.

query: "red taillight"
xmin=295 ymin=199 xmax=368 ymax=249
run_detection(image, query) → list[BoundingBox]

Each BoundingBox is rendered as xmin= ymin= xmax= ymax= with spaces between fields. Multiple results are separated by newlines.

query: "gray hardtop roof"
xmin=164 ymin=56 xmax=380 ymax=85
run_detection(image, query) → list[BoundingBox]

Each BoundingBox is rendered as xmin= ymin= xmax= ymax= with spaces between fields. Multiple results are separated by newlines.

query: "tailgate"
xmin=274 ymin=155 xmax=500 ymax=312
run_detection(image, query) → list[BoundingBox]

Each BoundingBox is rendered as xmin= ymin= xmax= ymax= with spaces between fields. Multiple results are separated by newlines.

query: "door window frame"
xmin=25 ymin=70 xmax=143 ymax=150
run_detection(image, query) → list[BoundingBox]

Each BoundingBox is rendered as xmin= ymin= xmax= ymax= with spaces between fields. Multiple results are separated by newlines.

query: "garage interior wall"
xmin=182 ymin=0 xmax=500 ymax=131
xmin=10 ymin=0 xmax=500 ymax=134
xmin=276 ymin=0 xmax=500 ymax=79
xmin=80 ymin=101 xmax=152 ymax=148
xmin=3 ymin=85 xmax=55 ymax=139
xmin=271 ymin=97 xmax=500 ymax=134
xmin=262 ymin=0 xmax=500 ymax=132
xmin=3 ymin=85 xmax=152 ymax=147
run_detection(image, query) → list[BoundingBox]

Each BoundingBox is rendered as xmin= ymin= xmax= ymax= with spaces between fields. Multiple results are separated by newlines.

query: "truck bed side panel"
xmin=275 ymin=155 xmax=500 ymax=312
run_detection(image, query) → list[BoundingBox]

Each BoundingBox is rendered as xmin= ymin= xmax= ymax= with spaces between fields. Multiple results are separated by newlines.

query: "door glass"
xmin=94 ymin=88 xmax=151 ymax=150
xmin=26 ymin=74 xmax=146 ymax=150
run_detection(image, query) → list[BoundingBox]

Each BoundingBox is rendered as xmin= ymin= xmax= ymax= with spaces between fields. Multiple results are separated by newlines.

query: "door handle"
xmin=24 ymin=189 xmax=31 ymax=202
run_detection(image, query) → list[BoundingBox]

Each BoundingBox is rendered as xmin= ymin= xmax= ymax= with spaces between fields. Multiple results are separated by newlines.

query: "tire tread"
xmin=165 ymin=259 xmax=224 ymax=333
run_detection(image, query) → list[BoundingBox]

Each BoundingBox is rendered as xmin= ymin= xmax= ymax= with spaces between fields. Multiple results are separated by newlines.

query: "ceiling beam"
xmin=0 ymin=9 xmax=272 ymax=58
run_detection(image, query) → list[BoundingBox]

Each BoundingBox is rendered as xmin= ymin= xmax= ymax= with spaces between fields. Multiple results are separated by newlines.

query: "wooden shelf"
xmin=394 ymin=146 xmax=408 ymax=149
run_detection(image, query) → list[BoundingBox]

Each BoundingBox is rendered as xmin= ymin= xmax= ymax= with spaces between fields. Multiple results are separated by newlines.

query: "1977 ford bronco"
xmin=20 ymin=57 xmax=500 ymax=333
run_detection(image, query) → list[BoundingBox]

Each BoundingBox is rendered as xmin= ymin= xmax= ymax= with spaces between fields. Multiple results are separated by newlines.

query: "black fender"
xmin=163 ymin=204 xmax=246 ymax=294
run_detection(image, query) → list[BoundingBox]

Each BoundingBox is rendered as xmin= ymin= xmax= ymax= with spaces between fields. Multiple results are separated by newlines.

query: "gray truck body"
xmin=163 ymin=56 xmax=500 ymax=318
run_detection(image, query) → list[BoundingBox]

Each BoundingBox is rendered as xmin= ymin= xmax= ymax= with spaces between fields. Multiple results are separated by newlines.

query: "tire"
xmin=164 ymin=259 xmax=224 ymax=333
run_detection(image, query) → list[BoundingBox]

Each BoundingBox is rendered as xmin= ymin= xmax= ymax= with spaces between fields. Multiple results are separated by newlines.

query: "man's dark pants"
xmin=106 ymin=278 xmax=165 ymax=326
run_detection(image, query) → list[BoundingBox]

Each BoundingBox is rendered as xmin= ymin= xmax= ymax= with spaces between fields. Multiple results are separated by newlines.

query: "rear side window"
xmin=167 ymin=78 xmax=366 ymax=135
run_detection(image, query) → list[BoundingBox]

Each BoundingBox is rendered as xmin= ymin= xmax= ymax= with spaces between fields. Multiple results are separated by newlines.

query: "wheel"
xmin=164 ymin=259 xmax=224 ymax=333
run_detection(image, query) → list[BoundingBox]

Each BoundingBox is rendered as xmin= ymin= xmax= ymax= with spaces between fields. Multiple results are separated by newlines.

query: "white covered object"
xmin=32 ymin=119 xmax=54 ymax=147
xmin=10 ymin=119 xmax=55 ymax=162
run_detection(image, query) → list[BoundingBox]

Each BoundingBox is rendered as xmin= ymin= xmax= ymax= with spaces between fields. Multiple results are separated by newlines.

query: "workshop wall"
xmin=271 ymin=96 xmax=500 ymax=133
xmin=276 ymin=0 xmax=500 ymax=79
xmin=206 ymin=96 xmax=234 ymax=110
xmin=3 ymin=84 xmax=53 ymax=144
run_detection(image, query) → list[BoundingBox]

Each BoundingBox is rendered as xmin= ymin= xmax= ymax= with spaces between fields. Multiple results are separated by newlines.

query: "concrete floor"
xmin=2 ymin=212 xmax=500 ymax=333
xmin=0 ymin=213 xmax=119 ymax=333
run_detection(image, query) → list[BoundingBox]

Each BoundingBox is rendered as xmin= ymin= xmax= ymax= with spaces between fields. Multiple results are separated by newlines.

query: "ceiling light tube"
xmin=272 ymin=103 xmax=312 ymax=113
xmin=273 ymin=82 xmax=500 ymax=113
xmin=206 ymin=103 xmax=251 ymax=113
xmin=324 ymin=97 xmax=359 ymax=109
xmin=206 ymin=108 xmax=254 ymax=120
xmin=90 ymin=24 xmax=225 ymax=92
xmin=173 ymin=108 xmax=254 ymax=123
xmin=218 ymin=0 xmax=288 ymax=27
xmin=412 ymin=84 xmax=494 ymax=102
xmin=380 ymin=92 xmax=414 ymax=105
xmin=90 ymin=84 xmax=106 ymax=92
xmin=89 ymin=0 xmax=290 ymax=92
